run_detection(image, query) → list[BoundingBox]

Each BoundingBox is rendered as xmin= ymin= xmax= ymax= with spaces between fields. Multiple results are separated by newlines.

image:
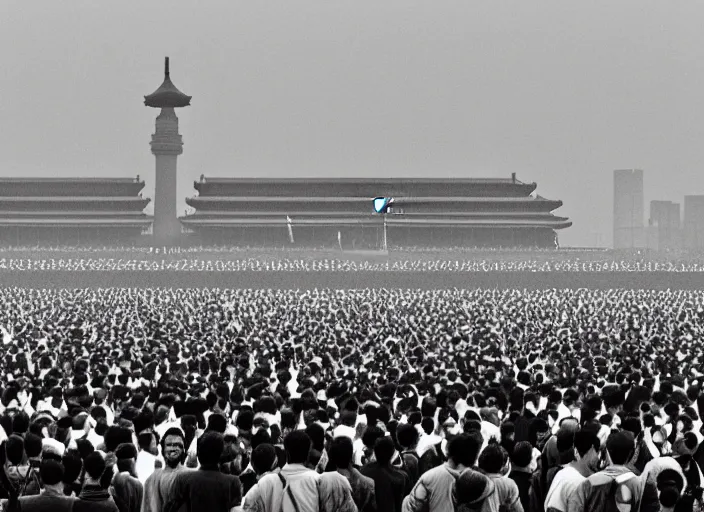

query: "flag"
xmin=337 ymin=231 xmax=342 ymax=250
xmin=286 ymin=216 xmax=294 ymax=243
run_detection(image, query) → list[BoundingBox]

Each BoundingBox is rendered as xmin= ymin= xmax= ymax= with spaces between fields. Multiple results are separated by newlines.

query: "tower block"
xmin=144 ymin=57 xmax=191 ymax=243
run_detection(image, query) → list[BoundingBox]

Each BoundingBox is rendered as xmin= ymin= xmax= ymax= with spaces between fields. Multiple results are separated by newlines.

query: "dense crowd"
xmin=5 ymin=257 xmax=704 ymax=272
xmin=0 ymin=287 xmax=699 ymax=511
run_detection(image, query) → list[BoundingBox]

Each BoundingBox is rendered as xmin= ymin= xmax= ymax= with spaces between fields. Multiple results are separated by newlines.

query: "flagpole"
xmin=382 ymin=215 xmax=388 ymax=252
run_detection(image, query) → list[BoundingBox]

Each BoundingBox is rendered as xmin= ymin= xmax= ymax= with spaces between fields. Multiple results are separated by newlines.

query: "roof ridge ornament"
xmin=144 ymin=57 xmax=191 ymax=108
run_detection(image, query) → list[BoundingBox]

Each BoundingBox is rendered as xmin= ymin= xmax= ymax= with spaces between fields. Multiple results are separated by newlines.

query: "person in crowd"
xmin=318 ymin=471 xmax=358 ymax=512
xmin=361 ymin=436 xmax=410 ymax=512
xmin=396 ymin=424 xmax=421 ymax=487
xmin=478 ymin=439 xmax=524 ymax=512
xmin=566 ymin=431 xmax=643 ymax=512
xmin=544 ymin=431 xmax=600 ymax=512
xmin=242 ymin=430 xmax=319 ymax=512
xmin=74 ymin=451 xmax=119 ymax=512
xmin=110 ymin=443 xmax=143 ymax=512
xmin=328 ymin=435 xmax=376 ymax=512
xmin=402 ymin=433 xmax=480 ymax=512
xmin=241 ymin=443 xmax=280 ymax=509
xmin=163 ymin=431 xmax=242 ymax=512
xmin=15 ymin=459 xmax=76 ymax=512
xmin=509 ymin=441 xmax=534 ymax=511
xmin=141 ymin=427 xmax=188 ymax=512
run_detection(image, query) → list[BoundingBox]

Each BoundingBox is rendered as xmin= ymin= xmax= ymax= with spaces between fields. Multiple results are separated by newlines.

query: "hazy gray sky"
xmin=2 ymin=1 xmax=703 ymax=247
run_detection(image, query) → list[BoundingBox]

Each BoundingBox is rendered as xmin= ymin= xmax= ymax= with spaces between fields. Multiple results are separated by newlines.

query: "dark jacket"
xmin=163 ymin=465 xmax=242 ymax=512
xmin=110 ymin=473 xmax=143 ymax=512
xmin=73 ymin=485 xmax=119 ymax=512
xmin=509 ymin=468 xmax=533 ymax=512
xmin=343 ymin=468 xmax=376 ymax=512
xmin=360 ymin=461 xmax=411 ymax=512
xmin=16 ymin=488 xmax=76 ymax=512
xmin=400 ymin=451 xmax=420 ymax=487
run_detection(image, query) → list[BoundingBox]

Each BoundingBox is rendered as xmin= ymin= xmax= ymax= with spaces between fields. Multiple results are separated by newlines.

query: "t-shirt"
xmin=544 ymin=466 xmax=586 ymax=512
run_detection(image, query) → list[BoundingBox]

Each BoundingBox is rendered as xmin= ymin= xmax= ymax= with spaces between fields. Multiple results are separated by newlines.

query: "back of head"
xmin=657 ymin=468 xmax=685 ymax=508
xmin=115 ymin=443 xmax=138 ymax=461
xmin=573 ymin=431 xmax=600 ymax=458
xmin=197 ymin=431 xmax=225 ymax=466
xmin=305 ymin=423 xmax=325 ymax=452
xmin=329 ymin=436 xmax=354 ymax=469
xmin=511 ymin=441 xmax=533 ymax=468
xmin=12 ymin=412 xmax=29 ymax=435
xmin=24 ymin=433 xmax=42 ymax=459
xmin=396 ymin=423 xmax=419 ymax=450
xmin=448 ymin=433 xmax=482 ymax=468
xmin=83 ymin=452 xmax=106 ymax=481
xmin=284 ymin=430 xmax=312 ymax=465
xmin=206 ymin=413 xmax=227 ymax=434
xmin=556 ymin=429 xmax=575 ymax=453
xmin=251 ymin=443 xmax=278 ymax=476
xmin=6 ymin=435 xmax=24 ymax=466
xmin=374 ymin=436 xmax=396 ymax=466
xmin=39 ymin=459 xmax=64 ymax=487
xmin=62 ymin=450 xmax=83 ymax=484
xmin=606 ymin=431 xmax=635 ymax=466
xmin=478 ymin=440 xmax=506 ymax=474
xmin=621 ymin=417 xmax=642 ymax=437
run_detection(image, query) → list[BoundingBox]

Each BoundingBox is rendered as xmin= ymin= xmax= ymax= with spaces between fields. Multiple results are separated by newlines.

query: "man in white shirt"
xmin=545 ymin=431 xmax=601 ymax=512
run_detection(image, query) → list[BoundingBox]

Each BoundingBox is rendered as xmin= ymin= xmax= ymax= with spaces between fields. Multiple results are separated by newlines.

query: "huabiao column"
xmin=144 ymin=57 xmax=192 ymax=244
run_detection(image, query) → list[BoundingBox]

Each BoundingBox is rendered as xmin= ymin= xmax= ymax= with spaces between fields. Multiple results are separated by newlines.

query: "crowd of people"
xmin=5 ymin=256 xmax=704 ymax=272
xmin=0 ymin=287 xmax=698 ymax=511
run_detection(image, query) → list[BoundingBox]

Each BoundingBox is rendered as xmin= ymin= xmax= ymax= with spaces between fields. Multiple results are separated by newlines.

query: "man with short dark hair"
xmin=362 ymin=436 xmax=411 ymax=512
xmin=402 ymin=433 xmax=480 ymax=512
xmin=241 ymin=443 xmax=279 ymax=505
xmin=566 ymin=431 xmax=643 ymax=512
xmin=163 ymin=431 xmax=242 ymax=512
xmin=243 ymin=430 xmax=321 ymax=512
xmin=16 ymin=459 xmax=76 ymax=512
xmin=545 ymin=431 xmax=600 ymax=512
xmin=111 ymin=443 xmax=143 ymax=512
xmin=74 ymin=451 xmax=119 ymax=512
xmin=142 ymin=427 xmax=188 ymax=512
xmin=330 ymin=436 xmax=376 ymax=512
xmin=509 ymin=441 xmax=534 ymax=511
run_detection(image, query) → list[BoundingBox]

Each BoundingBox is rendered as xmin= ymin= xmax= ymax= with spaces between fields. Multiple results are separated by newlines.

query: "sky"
xmin=2 ymin=1 xmax=703 ymax=247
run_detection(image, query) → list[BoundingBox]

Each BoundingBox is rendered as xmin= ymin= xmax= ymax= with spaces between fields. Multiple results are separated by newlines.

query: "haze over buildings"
xmin=2 ymin=1 xmax=704 ymax=247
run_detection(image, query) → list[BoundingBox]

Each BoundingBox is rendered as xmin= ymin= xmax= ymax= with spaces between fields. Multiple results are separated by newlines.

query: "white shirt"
xmin=545 ymin=465 xmax=586 ymax=512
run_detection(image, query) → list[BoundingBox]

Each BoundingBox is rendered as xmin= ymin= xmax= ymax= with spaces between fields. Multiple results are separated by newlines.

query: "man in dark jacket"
xmin=111 ymin=443 xmax=144 ymax=512
xmin=361 ymin=436 xmax=411 ymax=512
xmin=163 ymin=431 xmax=242 ymax=512
xmin=16 ymin=460 xmax=76 ymax=512
xmin=74 ymin=452 xmax=119 ymax=512
xmin=396 ymin=424 xmax=420 ymax=487
xmin=509 ymin=441 xmax=534 ymax=512
xmin=330 ymin=436 xmax=376 ymax=512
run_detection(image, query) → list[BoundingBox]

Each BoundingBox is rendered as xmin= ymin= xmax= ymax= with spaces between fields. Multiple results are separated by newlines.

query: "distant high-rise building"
xmin=684 ymin=196 xmax=704 ymax=250
xmin=648 ymin=200 xmax=680 ymax=251
xmin=613 ymin=169 xmax=644 ymax=249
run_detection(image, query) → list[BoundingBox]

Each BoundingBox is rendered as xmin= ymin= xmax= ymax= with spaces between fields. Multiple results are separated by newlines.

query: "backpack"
xmin=604 ymin=471 xmax=637 ymax=512
xmin=278 ymin=473 xmax=321 ymax=512
xmin=18 ymin=465 xmax=40 ymax=497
